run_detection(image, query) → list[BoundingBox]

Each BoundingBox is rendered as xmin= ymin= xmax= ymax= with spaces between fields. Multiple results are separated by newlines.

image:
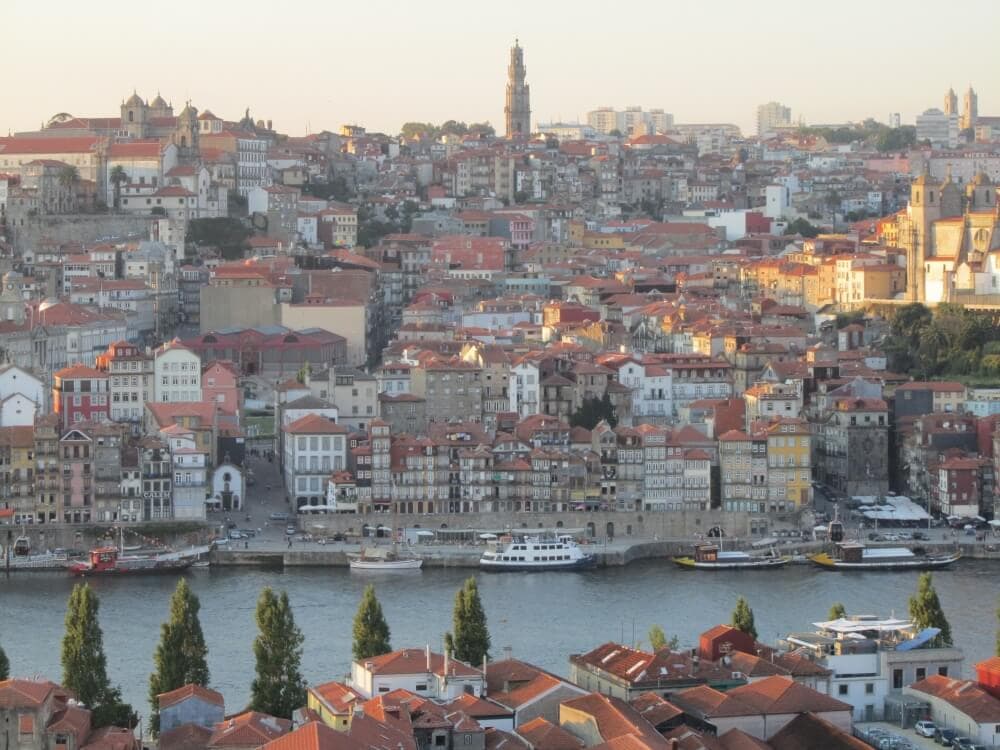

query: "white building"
xmin=510 ymin=359 xmax=542 ymax=417
xmin=756 ymin=101 xmax=792 ymax=137
xmin=163 ymin=429 xmax=207 ymax=521
xmin=282 ymin=413 xmax=348 ymax=512
xmin=0 ymin=364 xmax=45 ymax=411
xmin=100 ymin=342 xmax=155 ymax=424
xmin=350 ymin=648 xmax=485 ymax=701
xmin=765 ymin=184 xmax=790 ymax=219
xmin=210 ymin=462 xmax=244 ymax=512
xmin=916 ymin=108 xmax=960 ymax=148
xmin=611 ymin=358 xmax=672 ymax=423
xmin=904 ymin=672 xmax=1000 ymax=747
xmin=154 ymin=341 xmax=202 ymax=402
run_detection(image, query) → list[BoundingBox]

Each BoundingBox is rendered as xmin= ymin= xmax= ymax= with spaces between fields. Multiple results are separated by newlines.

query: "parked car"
xmin=269 ymin=512 xmax=289 ymax=521
xmin=238 ymin=529 xmax=257 ymax=538
xmin=953 ymin=739 xmax=982 ymax=750
xmin=915 ymin=721 xmax=937 ymax=737
xmin=913 ymin=531 xmax=929 ymax=541
xmin=285 ymin=524 xmax=297 ymax=536
xmin=228 ymin=531 xmax=243 ymax=540
xmin=935 ymin=728 xmax=957 ymax=746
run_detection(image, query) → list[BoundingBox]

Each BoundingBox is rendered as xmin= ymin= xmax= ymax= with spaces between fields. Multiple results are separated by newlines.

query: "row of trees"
xmin=884 ymin=303 xmax=1000 ymax=380
xmin=399 ymin=121 xmax=496 ymax=141
xmin=796 ymin=120 xmax=917 ymax=152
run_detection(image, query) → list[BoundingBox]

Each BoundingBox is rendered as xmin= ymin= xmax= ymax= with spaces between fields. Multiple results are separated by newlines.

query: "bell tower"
xmin=906 ymin=169 xmax=939 ymax=303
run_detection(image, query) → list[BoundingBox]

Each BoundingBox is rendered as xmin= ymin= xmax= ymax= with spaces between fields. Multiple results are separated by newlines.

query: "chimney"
xmin=669 ymin=740 xmax=679 ymax=750
xmin=482 ymin=653 xmax=488 ymax=692
xmin=426 ymin=644 xmax=431 ymax=672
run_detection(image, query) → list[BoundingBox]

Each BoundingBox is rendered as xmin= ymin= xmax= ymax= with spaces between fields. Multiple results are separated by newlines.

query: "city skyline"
xmin=7 ymin=0 xmax=1000 ymax=138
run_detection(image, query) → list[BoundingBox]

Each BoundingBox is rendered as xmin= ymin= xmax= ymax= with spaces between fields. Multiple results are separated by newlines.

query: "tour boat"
xmin=348 ymin=545 xmax=423 ymax=570
xmin=809 ymin=542 xmax=961 ymax=571
xmin=67 ymin=545 xmax=208 ymax=576
xmin=479 ymin=535 xmax=596 ymax=571
xmin=1 ymin=536 xmax=70 ymax=571
xmin=673 ymin=543 xmax=789 ymax=570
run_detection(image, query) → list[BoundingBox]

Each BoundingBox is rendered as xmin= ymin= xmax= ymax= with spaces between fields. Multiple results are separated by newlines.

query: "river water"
xmin=0 ymin=561 xmax=995 ymax=716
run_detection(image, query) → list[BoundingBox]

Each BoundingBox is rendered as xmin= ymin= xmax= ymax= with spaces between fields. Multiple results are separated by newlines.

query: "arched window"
xmin=128 ymin=111 xmax=134 ymax=123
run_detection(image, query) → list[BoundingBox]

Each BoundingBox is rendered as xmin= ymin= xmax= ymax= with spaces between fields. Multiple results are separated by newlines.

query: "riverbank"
xmin=211 ymin=538 xmax=1000 ymax=568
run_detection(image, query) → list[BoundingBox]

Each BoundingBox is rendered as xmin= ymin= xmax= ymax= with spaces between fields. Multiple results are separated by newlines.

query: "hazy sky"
xmin=7 ymin=0 xmax=1000 ymax=137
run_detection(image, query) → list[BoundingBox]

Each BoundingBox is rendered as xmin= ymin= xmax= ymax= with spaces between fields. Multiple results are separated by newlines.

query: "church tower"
xmin=962 ymin=86 xmax=978 ymax=130
xmin=120 ymin=91 xmax=148 ymax=138
xmin=504 ymin=40 xmax=531 ymax=138
xmin=944 ymin=87 xmax=958 ymax=117
xmin=172 ymin=102 xmax=200 ymax=162
xmin=906 ymin=169 xmax=940 ymax=303
xmin=967 ymin=172 xmax=996 ymax=211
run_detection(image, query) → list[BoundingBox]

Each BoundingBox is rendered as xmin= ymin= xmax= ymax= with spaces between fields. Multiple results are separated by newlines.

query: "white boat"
xmin=1 ymin=536 xmax=70 ymax=571
xmin=480 ymin=534 xmax=596 ymax=571
xmin=348 ymin=545 xmax=423 ymax=570
xmin=674 ymin=543 xmax=788 ymax=570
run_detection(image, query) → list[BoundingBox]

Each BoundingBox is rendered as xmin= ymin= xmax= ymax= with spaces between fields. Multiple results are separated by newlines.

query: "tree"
xmin=186 ymin=217 xmax=251 ymax=260
xmin=352 ymin=584 xmax=391 ymax=661
xmin=0 ymin=640 xmax=8 ymax=680
xmin=570 ymin=394 xmax=618 ymax=430
xmin=908 ymin=573 xmax=953 ymax=647
xmin=61 ymin=584 xmax=134 ymax=727
xmin=249 ymin=588 xmax=306 ymax=719
xmin=445 ymin=577 xmax=491 ymax=666
xmin=148 ymin=579 xmax=210 ymax=733
xmin=784 ymin=218 xmax=820 ymax=238
xmin=58 ymin=165 xmax=80 ymax=190
xmin=108 ymin=165 xmax=129 ymax=210
xmin=730 ymin=596 xmax=758 ymax=640
xmin=828 ymin=602 xmax=847 ymax=620
xmin=647 ymin=625 xmax=679 ymax=652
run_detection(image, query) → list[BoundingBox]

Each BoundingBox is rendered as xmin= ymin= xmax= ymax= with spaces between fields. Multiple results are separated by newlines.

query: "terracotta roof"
xmin=560 ymin=693 xmax=662 ymax=743
xmin=725 ymin=676 xmax=851 ymax=715
xmin=486 ymin=728 xmax=531 ymax=750
xmin=907 ymin=674 xmax=1000 ymax=722
xmin=359 ymin=648 xmax=481 ymax=678
xmin=283 ymin=413 xmax=346 ymax=435
xmin=208 ymin=711 xmax=291 ymax=747
xmin=45 ymin=705 xmax=92 ymax=739
xmin=769 ymin=712 xmax=868 ymax=750
xmin=629 ymin=692 xmax=683 ymax=727
xmin=81 ymin=727 xmax=139 ymax=750
xmin=516 ymin=718 xmax=584 ymax=750
xmin=260 ymin=722 xmax=359 ymax=750
xmin=159 ymin=724 xmax=214 ymax=750
xmin=0 ymin=679 xmax=59 ymax=708
xmin=55 ymin=365 xmax=106 ymax=380
xmin=158 ymin=683 xmax=225 ymax=710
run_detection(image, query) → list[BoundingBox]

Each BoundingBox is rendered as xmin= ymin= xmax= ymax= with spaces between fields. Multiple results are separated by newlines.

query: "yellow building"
xmin=306 ymin=681 xmax=358 ymax=731
xmin=0 ymin=426 xmax=37 ymax=522
xmin=764 ymin=418 xmax=812 ymax=509
xmin=582 ymin=232 xmax=626 ymax=251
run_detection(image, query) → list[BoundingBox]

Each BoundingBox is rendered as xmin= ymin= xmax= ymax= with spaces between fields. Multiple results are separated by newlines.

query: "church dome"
xmin=971 ymin=171 xmax=992 ymax=186
xmin=179 ymin=101 xmax=198 ymax=121
xmin=124 ymin=91 xmax=145 ymax=108
xmin=150 ymin=94 xmax=168 ymax=109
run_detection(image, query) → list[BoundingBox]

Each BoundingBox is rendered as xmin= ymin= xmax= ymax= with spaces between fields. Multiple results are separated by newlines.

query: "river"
xmin=1 ymin=561 xmax=995 ymax=716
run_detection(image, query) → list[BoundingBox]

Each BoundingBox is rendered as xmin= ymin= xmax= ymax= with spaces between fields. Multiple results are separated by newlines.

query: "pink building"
xmin=202 ymin=361 xmax=241 ymax=415
xmin=430 ymin=236 xmax=507 ymax=271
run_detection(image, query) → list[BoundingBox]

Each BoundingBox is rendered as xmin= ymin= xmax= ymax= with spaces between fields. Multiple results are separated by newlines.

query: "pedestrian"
xmin=244 ymin=540 xmax=249 ymax=550
xmin=287 ymin=538 xmax=292 ymax=549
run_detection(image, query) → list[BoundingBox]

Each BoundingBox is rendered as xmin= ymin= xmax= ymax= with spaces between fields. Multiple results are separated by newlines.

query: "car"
xmin=913 ymin=531 xmax=929 ymax=541
xmin=953 ymin=739 xmax=982 ymax=750
xmin=935 ymin=728 xmax=957 ymax=746
xmin=896 ymin=531 xmax=912 ymax=540
xmin=238 ymin=529 xmax=257 ymax=538
xmin=269 ymin=512 xmax=289 ymax=521
xmin=226 ymin=520 xmax=237 ymax=529
xmin=915 ymin=721 xmax=937 ymax=738
xmin=869 ymin=532 xmax=883 ymax=541
xmin=285 ymin=524 xmax=297 ymax=535
xmin=228 ymin=531 xmax=243 ymax=540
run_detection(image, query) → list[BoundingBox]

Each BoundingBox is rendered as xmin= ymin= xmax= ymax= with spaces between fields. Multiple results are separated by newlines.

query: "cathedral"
xmin=891 ymin=169 xmax=1000 ymax=303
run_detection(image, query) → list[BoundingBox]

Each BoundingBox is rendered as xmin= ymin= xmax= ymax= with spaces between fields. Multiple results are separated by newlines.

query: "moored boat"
xmin=674 ymin=543 xmax=789 ymax=570
xmin=810 ymin=542 xmax=960 ymax=571
xmin=480 ymin=534 xmax=596 ymax=571
xmin=348 ymin=545 xmax=423 ymax=570
xmin=67 ymin=545 xmax=207 ymax=576
xmin=1 ymin=536 xmax=70 ymax=571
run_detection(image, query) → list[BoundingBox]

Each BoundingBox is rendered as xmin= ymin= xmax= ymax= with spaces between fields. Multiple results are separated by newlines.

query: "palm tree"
xmin=56 ymin=165 xmax=80 ymax=213
xmin=108 ymin=166 xmax=128 ymax=211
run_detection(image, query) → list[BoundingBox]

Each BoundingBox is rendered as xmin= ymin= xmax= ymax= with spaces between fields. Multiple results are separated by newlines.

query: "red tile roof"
xmin=157 ymin=683 xmax=225 ymax=709
xmin=516 ymin=718 xmax=584 ymax=750
xmin=283 ymin=413 xmax=347 ymax=435
xmin=907 ymin=674 xmax=1000 ymax=722
xmin=359 ymin=648 xmax=481 ymax=678
xmin=208 ymin=711 xmax=291 ymax=747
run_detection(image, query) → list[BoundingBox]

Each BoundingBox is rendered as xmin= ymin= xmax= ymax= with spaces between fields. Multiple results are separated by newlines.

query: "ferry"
xmin=480 ymin=535 xmax=596 ymax=571
xmin=674 ymin=543 xmax=789 ymax=570
xmin=67 ymin=545 xmax=208 ymax=576
xmin=1 ymin=536 xmax=70 ymax=571
xmin=810 ymin=542 xmax=961 ymax=571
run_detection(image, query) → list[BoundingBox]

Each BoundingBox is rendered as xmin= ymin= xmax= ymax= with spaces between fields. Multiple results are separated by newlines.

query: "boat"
xmin=810 ymin=542 xmax=961 ymax=571
xmin=674 ymin=543 xmax=789 ymax=570
xmin=348 ymin=545 xmax=423 ymax=570
xmin=190 ymin=560 xmax=211 ymax=569
xmin=1 ymin=536 xmax=70 ymax=571
xmin=480 ymin=534 xmax=596 ymax=571
xmin=68 ymin=545 xmax=206 ymax=576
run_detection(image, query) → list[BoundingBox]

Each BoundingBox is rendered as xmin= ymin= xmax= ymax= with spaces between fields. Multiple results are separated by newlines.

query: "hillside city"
xmin=3 ymin=37 xmax=1000 ymax=750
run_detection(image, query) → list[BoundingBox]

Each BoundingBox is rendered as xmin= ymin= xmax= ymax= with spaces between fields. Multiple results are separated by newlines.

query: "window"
xmin=838 ymin=684 xmax=848 ymax=696
xmin=938 ymin=667 xmax=948 ymax=677
xmin=916 ymin=667 xmax=926 ymax=681
xmin=865 ymin=683 xmax=874 ymax=695
xmin=893 ymin=669 xmax=903 ymax=689
xmin=415 ymin=683 xmax=427 ymax=691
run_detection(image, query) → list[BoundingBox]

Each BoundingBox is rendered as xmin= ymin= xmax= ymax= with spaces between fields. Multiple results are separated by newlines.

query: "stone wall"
xmin=12 ymin=213 xmax=154 ymax=251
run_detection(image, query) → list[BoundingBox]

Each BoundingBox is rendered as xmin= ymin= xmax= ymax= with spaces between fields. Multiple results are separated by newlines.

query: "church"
xmin=885 ymin=169 xmax=1000 ymax=304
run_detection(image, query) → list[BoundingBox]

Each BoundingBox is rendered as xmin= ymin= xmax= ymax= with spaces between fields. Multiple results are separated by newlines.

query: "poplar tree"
xmin=828 ymin=602 xmax=847 ymax=620
xmin=149 ymin=579 xmax=210 ymax=733
xmin=731 ymin=596 xmax=759 ymax=641
xmin=249 ymin=588 xmax=306 ymax=719
xmin=352 ymin=585 xmax=391 ymax=661
xmin=61 ymin=584 xmax=134 ymax=728
xmin=445 ymin=577 xmax=491 ymax=666
xmin=909 ymin=573 xmax=953 ymax=647
xmin=0 ymin=640 xmax=8 ymax=680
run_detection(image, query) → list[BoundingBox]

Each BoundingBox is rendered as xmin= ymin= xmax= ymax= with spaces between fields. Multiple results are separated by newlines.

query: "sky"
xmin=6 ymin=0 xmax=1000 ymax=138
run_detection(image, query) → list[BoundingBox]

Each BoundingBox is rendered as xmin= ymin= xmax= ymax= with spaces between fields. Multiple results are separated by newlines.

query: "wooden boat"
xmin=1 ymin=536 xmax=70 ymax=571
xmin=810 ymin=542 xmax=961 ymax=571
xmin=674 ymin=543 xmax=789 ymax=570
xmin=348 ymin=545 xmax=422 ymax=570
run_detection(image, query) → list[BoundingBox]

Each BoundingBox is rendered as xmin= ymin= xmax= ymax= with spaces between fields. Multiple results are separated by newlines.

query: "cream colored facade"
xmin=280 ymin=302 xmax=367 ymax=366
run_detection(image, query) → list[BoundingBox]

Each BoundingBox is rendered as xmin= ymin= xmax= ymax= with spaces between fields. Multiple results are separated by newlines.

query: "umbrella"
xmin=479 ymin=533 xmax=498 ymax=540
xmin=416 ymin=530 xmax=434 ymax=537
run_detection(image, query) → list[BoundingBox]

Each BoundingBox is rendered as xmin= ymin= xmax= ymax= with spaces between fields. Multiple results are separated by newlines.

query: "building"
xmin=904 ymin=673 xmax=1000 ymax=746
xmin=96 ymin=341 xmax=154 ymax=425
xmin=410 ymin=359 xmax=483 ymax=425
xmin=282 ymin=413 xmax=348 ymax=512
xmin=154 ymin=341 xmax=202 ymax=403
xmin=157 ymin=684 xmax=226 ymax=734
xmin=814 ymin=397 xmax=889 ymax=498
xmin=504 ymin=40 xmax=531 ymax=137
xmin=349 ymin=648 xmax=485 ymax=701
xmin=915 ymin=109 xmax=959 ymax=148
xmin=961 ymin=86 xmax=978 ymax=131
xmin=756 ymin=102 xmax=792 ymax=137
xmin=52 ymin=365 xmax=109 ymax=428
xmin=485 ymin=658 xmax=587 ymax=727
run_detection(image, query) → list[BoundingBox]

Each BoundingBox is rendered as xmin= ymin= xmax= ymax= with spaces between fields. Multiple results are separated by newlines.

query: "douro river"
xmin=1 ymin=561 xmax=994 ymax=714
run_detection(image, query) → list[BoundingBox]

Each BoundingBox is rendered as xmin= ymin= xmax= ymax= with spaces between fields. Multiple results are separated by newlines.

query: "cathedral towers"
xmin=504 ymin=40 xmax=531 ymax=138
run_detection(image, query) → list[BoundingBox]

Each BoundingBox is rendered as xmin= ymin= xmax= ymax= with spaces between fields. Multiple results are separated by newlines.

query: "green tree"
xmin=249 ymin=588 xmax=306 ymax=719
xmin=445 ymin=577 xmax=491 ymax=666
xmin=58 ymin=165 xmax=80 ymax=190
xmin=570 ymin=395 xmax=618 ymax=430
xmin=61 ymin=584 xmax=134 ymax=727
xmin=148 ymin=579 xmax=210 ymax=733
xmin=186 ymin=217 xmax=252 ymax=260
xmin=352 ymin=584 xmax=391 ymax=661
xmin=647 ymin=625 xmax=679 ymax=651
xmin=108 ymin=165 xmax=129 ymax=210
xmin=828 ymin=602 xmax=847 ymax=620
xmin=731 ymin=596 xmax=759 ymax=640
xmin=783 ymin=218 xmax=821 ymax=238
xmin=0 ymin=640 xmax=8 ymax=680
xmin=908 ymin=573 xmax=953 ymax=647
